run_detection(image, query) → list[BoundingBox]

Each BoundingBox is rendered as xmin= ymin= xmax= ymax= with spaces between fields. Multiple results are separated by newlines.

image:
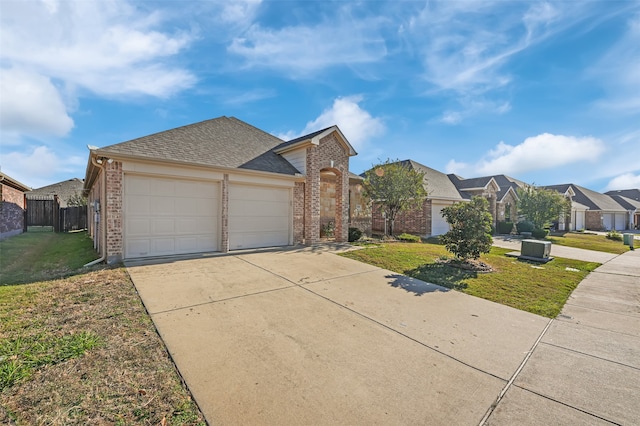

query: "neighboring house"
xmin=546 ymin=184 xmax=630 ymax=231
xmin=26 ymin=178 xmax=85 ymax=207
xmin=368 ymin=160 xmax=468 ymax=237
xmin=83 ymin=116 xmax=357 ymax=263
xmin=448 ymin=174 xmax=522 ymax=227
xmin=606 ymin=189 xmax=640 ymax=230
xmin=0 ymin=172 xmax=30 ymax=240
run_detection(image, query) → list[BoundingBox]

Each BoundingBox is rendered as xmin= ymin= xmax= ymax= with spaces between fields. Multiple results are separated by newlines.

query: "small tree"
xmin=440 ymin=197 xmax=493 ymax=261
xmin=362 ymin=159 xmax=428 ymax=235
xmin=517 ymin=185 xmax=571 ymax=231
xmin=67 ymin=191 xmax=87 ymax=207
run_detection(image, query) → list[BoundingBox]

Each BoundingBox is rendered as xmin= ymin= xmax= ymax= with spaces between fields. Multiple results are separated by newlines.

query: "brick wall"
xmin=293 ymin=182 xmax=305 ymax=244
xmin=105 ymin=161 xmax=123 ymax=263
xmin=221 ymin=174 xmax=229 ymax=252
xmin=0 ymin=183 xmax=26 ymax=239
xmin=585 ymin=211 xmax=603 ymax=230
xmin=320 ymin=174 xmax=336 ymax=231
xmin=372 ymin=199 xmax=430 ymax=236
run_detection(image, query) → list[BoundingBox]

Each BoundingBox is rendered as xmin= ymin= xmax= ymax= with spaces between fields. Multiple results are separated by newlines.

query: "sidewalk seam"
xmin=478 ymin=318 xmax=554 ymax=426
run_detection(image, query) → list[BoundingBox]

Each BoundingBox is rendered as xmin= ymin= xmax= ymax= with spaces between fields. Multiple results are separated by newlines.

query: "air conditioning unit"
xmin=521 ymin=239 xmax=551 ymax=259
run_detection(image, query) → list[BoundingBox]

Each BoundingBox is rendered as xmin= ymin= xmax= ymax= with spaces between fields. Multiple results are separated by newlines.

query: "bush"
xmin=348 ymin=227 xmax=363 ymax=242
xmin=496 ymin=221 xmax=514 ymax=234
xmin=606 ymin=230 xmax=622 ymax=241
xmin=516 ymin=221 xmax=535 ymax=233
xmin=440 ymin=197 xmax=493 ymax=261
xmin=531 ymin=228 xmax=549 ymax=239
xmin=397 ymin=233 xmax=421 ymax=243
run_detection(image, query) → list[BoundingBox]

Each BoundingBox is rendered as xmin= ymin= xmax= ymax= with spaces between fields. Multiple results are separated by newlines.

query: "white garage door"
xmin=602 ymin=213 xmax=613 ymax=230
xmin=574 ymin=211 xmax=585 ymax=231
xmin=615 ymin=213 xmax=626 ymax=231
xmin=431 ymin=203 xmax=451 ymax=236
xmin=124 ymin=175 xmax=220 ymax=258
xmin=229 ymin=184 xmax=291 ymax=250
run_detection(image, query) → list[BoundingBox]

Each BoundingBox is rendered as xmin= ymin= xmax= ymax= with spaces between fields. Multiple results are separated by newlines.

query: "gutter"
xmin=84 ymin=155 xmax=107 ymax=267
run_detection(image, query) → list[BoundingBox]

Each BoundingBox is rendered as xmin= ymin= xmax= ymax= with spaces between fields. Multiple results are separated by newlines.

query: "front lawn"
xmin=546 ymin=232 xmax=630 ymax=254
xmin=341 ymin=242 xmax=600 ymax=318
xmin=0 ymin=233 xmax=204 ymax=424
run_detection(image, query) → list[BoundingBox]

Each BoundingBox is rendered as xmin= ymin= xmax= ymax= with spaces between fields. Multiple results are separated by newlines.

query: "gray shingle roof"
xmin=97 ymin=116 xmax=300 ymax=175
xmin=274 ymin=127 xmax=333 ymax=151
xmin=610 ymin=195 xmax=640 ymax=210
xmin=605 ymin=189 xmax=640 ymax=202
xmin=27 ymin=178 xmax=84 ymax=207
xmin=448 ymin=173 xmax=524 ymax=202
xmin=364 ymin=160 xmax=465 ymax=201
xmin=545 ymin=184 xmax=628 ymax=212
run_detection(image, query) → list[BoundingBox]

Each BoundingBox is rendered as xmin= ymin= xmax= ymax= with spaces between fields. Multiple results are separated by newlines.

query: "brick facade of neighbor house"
xmin=585 ymin=211 xmax=603 ymax=230
xmin=304 ymin=133 xmax=350 ymax=243
xmin=320 ymin=173 xmax=336 ymax=233
xmin=0 ymin=182 xmax=27 ymax=239
xmin=372 ymin=199 xmax=432 ymax=236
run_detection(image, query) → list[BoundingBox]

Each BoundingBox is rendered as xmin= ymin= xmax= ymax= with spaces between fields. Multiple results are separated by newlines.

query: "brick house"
xmin=605 ymin=189 xmax=640 ymax=230
xmin=82 ymin=117 xmax=357 ymax=263
xmin=367 ymin=160 xmax=525 ymax=237
xmin=546 ymin=184 xmax=632 ymax=231
xmin=369 ymin=160 xmax=468 ymax=237
xmin=448 ymin=174 xmax=521 ymax=228
xmin=0 ymin=172 xmax=30 ymax=240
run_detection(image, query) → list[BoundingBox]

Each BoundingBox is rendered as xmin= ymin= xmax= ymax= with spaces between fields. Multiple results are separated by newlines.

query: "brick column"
xmin=105 ymin=161 xmax=123 ymax=263
xmin=293 ymin=182 xmax=305 ymax=244
xmin=221 ymin=174 xmax=229 ymax=253
xmin=305 ymin=146 xmax=320 ymax=244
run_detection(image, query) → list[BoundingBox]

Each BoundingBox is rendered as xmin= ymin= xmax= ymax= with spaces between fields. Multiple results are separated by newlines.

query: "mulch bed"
xmin=435 ymin=258 xmax=496 ymax=273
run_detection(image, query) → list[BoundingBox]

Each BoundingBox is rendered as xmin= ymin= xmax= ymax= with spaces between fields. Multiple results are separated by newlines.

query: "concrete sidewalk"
xmin=487 ymin=248 xmax=640 ymax=425
xmin=492 ymin=235 xmax=618 ymax=263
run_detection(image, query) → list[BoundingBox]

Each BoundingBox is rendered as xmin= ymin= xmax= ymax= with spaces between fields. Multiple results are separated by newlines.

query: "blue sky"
xmin=1 ymin=0 xmax=639 ymax=192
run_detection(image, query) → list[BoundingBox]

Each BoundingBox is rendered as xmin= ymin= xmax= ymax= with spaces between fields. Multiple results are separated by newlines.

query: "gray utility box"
xmin=623 ymin=233 xmax=635 ymax=247
xmin=521 ymin=239 xmax=552 ymax=259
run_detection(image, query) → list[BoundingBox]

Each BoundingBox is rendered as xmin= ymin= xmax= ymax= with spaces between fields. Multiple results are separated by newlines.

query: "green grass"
xmin=341 ymin=242 xmax=600 ymax=318
xmin=546 ymin=232 xmax=630 ymax=254
xmin=0 ymin=231 xmax=98 ymax=285
xmin=0 ymin=331 xmax=102 ymax=389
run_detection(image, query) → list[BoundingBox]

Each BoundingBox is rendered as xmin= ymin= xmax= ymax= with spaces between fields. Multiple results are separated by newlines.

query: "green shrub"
xmin=516 ymin=221 xmax=535 ymax=233
xmin=606 ymin=230 xmax=622 ymax=241
xmin=496 ymin=221 xmax=514 ymax=234
xmin=348 ymin=227 xmax=363 ymax=242
xmin=397 ymin=233 xmax=421 ymax=242
xmin=532 ymin=228 xmax=549 ymax=239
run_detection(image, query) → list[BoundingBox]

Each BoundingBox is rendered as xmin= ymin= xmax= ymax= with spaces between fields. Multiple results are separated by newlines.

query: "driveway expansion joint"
xmin=538 ymin=341 xmax=640 ymax=371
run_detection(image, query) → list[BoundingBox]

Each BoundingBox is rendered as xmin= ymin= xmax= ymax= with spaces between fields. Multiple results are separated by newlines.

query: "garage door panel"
xmin=615 ymin=214 xmax=626 ymax=230
xmin=432 ymin=204 xmax=451 ymax=236
xmin=228 ymin=184 xmax=291 ymax=250
xmin=125 ymin=175 xmax=220 ymax=258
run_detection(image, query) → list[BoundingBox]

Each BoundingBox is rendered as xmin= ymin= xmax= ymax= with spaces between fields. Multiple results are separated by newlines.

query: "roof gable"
xmin=274 ymin=126 xmax=357 ymax=157
xmin=0 ymin=173 xmax=31 ymax=192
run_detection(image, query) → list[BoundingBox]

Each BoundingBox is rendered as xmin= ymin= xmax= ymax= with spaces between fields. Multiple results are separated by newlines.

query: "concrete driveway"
xmin=126 ymin=247 xmax=638 ymax=425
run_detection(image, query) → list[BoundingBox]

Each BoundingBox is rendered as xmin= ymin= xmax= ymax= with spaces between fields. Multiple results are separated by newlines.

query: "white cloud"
xmin=278 ymin=96 xmax=385 ymax=151
xmin=449 ymin=133 xmax=606 ymax=176
xmin=0 ymin=146 xmax=85 ymax=188
xmin=605 ymin=173 xmax=640 ymax=191
xmin=0 ymin=0 xmax=196 ymax=142
xmin=228 ymin=11 xmax=387 ymax=76
xmin=0 ymin=68 xmax=74 ymax=141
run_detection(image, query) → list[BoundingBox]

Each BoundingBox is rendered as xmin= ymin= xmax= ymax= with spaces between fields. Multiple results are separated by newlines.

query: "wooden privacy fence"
xmin=26 ymin=195 xmax=59 ymax=230
xmin=26 ymin=195 xmax=88 ymax=232
xmin=59 ymin=206 xmax=88 ymax=232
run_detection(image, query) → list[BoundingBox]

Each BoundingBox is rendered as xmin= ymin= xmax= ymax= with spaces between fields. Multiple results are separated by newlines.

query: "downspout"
xmin=84 ymin=155 xmax=107 ymax=267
